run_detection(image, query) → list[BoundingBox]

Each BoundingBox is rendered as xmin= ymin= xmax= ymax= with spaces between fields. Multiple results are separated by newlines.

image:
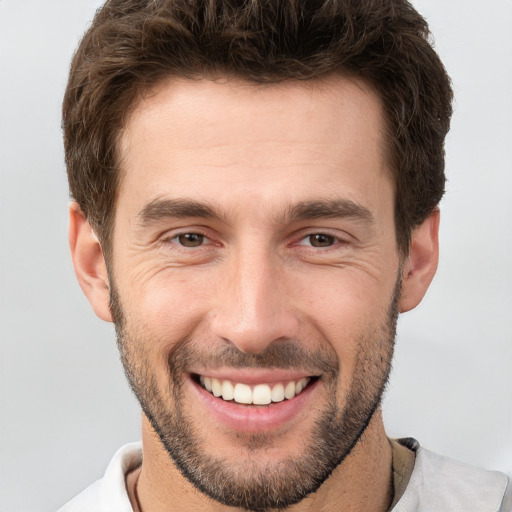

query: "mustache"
xmin=168 ymin=340 xmax=339 ymax=377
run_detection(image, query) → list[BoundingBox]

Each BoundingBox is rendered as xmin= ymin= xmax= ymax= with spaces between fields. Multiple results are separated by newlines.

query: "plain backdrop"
xmin=0 ymin=1 xmax=511 ymax=511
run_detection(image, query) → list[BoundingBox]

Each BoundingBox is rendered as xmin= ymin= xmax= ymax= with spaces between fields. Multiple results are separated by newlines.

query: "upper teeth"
xmin=199 ymin=376 xmax=311 ymax=405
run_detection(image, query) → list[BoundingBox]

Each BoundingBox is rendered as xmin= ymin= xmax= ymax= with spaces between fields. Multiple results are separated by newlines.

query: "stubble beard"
xmin=110 ymin=277 xmax=400 ymax=511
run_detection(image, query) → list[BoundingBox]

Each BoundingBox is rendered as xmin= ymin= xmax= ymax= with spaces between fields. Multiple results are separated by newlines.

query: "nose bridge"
xmin=211 ymin=241 xmax=298 ymax=354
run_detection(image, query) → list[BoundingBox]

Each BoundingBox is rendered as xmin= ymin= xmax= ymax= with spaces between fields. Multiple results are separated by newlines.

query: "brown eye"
xmin=308 ymin=234 xmax=335 ymax=247
xmin=177 ymin=233 xmax=205 ymax=247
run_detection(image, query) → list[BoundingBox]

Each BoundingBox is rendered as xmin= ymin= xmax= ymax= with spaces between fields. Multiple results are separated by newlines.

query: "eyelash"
xmin=166 ymin=231 xmax=212 ymax=248
xmin=294 ymin=233 xmax=348 ymax=249
xmin=163 ymin=230 xmax=348 ymax=251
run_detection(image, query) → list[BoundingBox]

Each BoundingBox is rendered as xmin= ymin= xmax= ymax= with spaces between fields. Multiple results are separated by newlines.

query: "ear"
xmin=69 ymin=202 xmax=113 ymax=322
xmin=399 ymin=209 xmax=440 ymax=313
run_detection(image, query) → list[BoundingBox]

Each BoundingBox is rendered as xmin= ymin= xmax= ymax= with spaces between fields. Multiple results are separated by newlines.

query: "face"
xmin=110 ymin=76 xmax=401 ymax=510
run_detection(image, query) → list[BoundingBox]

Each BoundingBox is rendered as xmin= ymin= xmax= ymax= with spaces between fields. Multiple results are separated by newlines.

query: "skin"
xmin=70 ymin=75 xmax=439 ymax=511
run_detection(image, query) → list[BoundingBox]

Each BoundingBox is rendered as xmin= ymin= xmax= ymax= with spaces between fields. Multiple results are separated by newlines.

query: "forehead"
xmin=117 ymin=75 xmax=391 ymax=219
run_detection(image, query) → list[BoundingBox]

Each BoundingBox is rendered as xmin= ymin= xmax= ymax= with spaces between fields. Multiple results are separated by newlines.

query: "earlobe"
xmin=69 ymin=202 xmax=113 ymax=322
xmin=399 ymin=209 xmax=440 ymax=313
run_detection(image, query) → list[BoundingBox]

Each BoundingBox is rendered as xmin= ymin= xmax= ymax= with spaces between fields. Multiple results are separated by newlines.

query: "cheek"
xmin=298 ymin=267 xmax=393 ymax=333
xmin=296 ymin=270 xmax=395 ymax=387
xmin=119 ymin=280 xmax=211 ymax=397
xmin=120 ymin=272 xmax=211 ymax=357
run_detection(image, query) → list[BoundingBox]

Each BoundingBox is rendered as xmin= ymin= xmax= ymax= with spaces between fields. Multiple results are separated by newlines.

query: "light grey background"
xmin=0 ymin=1 xmax=511 ymax=511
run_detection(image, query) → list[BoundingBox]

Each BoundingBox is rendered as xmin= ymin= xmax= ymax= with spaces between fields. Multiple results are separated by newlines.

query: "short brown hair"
xmin=63 ymin=0 xmax=453 ymax=258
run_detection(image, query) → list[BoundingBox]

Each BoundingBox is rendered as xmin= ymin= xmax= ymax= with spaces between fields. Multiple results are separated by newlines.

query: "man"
xmin=58 ymin=0 xmax=511 ymax=510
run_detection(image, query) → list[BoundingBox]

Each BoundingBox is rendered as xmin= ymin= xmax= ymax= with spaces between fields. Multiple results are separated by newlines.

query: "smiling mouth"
xmin=194 ymin=374 xmax=318 ymax=405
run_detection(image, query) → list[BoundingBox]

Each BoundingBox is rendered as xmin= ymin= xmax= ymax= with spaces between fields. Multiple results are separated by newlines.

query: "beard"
xmin=110 ymin=275 xmax=400 ymax=511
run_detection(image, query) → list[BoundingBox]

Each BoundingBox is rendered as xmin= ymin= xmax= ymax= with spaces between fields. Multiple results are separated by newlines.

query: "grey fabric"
xmin=393 ymin=445 xmax=509 ymax=511
xmin=499 ymin=477 xmax=512 ymax=512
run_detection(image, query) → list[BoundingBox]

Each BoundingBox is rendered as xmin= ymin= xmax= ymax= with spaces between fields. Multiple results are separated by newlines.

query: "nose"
xmin=210 ymin=248 xmax=299 ymax=354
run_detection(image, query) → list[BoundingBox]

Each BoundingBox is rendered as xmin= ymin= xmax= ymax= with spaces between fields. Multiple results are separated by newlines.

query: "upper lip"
xmin=190 ymin=369 xmax=317 ymax=385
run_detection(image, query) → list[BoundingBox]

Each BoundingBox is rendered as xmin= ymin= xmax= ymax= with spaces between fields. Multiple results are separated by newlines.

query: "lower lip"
xmin=188 ymin=376 xmax=320 ymax=433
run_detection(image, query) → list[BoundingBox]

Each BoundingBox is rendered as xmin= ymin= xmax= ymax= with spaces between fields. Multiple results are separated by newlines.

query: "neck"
xmin=130 ymin=410 xmax=393 ymax=512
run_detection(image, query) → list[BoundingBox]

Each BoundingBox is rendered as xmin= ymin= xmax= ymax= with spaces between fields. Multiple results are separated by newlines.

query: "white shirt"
xmin=58 ymin=441 xmax=511 ymax=511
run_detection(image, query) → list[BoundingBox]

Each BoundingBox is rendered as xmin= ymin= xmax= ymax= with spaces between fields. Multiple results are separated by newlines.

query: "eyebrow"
xmin=136 ymin=197 xmax=374 ymax=226
xmin=287 ymin=199 xmax=374 ymax=224
xmin=137 ymin=198 xmax=219 ymax=225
